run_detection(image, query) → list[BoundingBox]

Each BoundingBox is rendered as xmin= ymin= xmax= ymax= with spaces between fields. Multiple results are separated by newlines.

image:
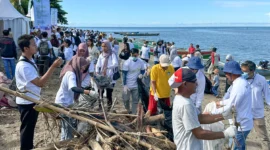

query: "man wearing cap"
xmin=212 ymin=60 xmax=253 ymax=150
xmin=186 ymin=56 xmax=206 ymax=113
xmin=148 ymin=54 xmax=175 ymax=115
xmin=169 ymin=68 xmax=236 ymax=150
xmin=241 ymin=60 xmax=270 ymax=150
xmin=122 ymin=48 xmax=145 ymax=114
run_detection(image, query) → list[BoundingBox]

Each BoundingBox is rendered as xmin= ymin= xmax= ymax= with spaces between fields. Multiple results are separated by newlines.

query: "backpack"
xmin=38 ymin=40 xmax=50 ymax=55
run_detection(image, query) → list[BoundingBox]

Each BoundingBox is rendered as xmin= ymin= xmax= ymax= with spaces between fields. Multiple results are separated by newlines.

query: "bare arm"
xmin=192 ymin=127 xmax=225 ymax=140
xmin=198 ymin=114 xmax=224 ymax=124
xmin=31 ymin=58 xmax=62 ymax=87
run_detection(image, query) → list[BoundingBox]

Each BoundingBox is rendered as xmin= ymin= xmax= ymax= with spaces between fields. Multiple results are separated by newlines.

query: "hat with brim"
xmin=168 ymin=68 xmax=197 ymax=88
xmin=187 ymin=56 xmax=204 ymax=69
xmin=159 ymin=54 xmax=170 ymax=67
xmin=223 ymin=60 xmax=242 ymax=75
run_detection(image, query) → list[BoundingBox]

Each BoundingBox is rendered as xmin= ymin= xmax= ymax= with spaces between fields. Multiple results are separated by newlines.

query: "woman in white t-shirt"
xmin=170 ymin=49 xmax=182 ymax=71
xmin=62 ymin=39 xmax=73 ymax=64
xmin=112 ymin=40 xmax=119 ymax=57
xmin=95 ymin=40 xmax=118 ymax=110
xmin=55 ymin=56 xmax=98 ymax=141
xmin=140 ymin=41 xmax=150 ymax=63
xmin=87 ymin=38 xmax=99 ymax=64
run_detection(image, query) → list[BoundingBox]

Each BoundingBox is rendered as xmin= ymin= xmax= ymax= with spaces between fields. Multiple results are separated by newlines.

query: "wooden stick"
xmin=120 ymin=133 xmax=162 ymax=150
xmin=144 ymin=114 xmax=165 ymax=125
xmin=109 ymin=97 xmax=117 ymax=112
xmin=0 ymin=87 xmax=161 ymax=150
xmin=88 ymin=139 xmax=103 ymax=150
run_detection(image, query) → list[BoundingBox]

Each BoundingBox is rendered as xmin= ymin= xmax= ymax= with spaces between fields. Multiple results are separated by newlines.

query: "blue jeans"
xmin=212 ymin=85 xmax=219 ymax=96
xmin=2 ymin=59 xmax=16 ymax=79
xmin=234 ymin=130 xmax=251 ymax=150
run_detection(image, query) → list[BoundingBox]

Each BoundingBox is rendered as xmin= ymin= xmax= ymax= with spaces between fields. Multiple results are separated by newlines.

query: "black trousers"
xmin=98 ymin=87 xmax=114 ymax=110
xmin=17 ymin=104 xmax=39 ymax=150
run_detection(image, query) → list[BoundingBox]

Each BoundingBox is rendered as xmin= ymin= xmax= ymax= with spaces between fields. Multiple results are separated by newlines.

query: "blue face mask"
xmin=132 ymin=56 xmax=137 ymax=62
xmin=241 ymin=72 xmax=249 ymax=79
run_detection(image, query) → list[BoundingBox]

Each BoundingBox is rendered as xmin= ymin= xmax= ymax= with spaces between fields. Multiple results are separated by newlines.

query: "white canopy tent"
xmin=0 ymin=0 xmax=30 ymax=45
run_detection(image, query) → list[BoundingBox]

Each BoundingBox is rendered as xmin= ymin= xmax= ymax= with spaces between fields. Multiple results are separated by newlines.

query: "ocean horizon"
xmin=74 ymin=27 xmax=270 ymax=64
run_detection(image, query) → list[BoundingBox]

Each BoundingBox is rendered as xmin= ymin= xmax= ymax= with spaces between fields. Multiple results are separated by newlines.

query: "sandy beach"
xmin=0 ymin=43 xmax=270 ymax=150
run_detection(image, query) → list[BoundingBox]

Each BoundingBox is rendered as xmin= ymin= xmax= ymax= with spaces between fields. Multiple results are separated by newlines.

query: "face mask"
xmin=241 ymin=72 xmax=249 ymax=79
xmin=132 ymin=56 xmax=137 ymax=62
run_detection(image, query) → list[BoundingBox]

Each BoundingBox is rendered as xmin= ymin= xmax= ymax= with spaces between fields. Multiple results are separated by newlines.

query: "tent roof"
xmin=0 ymin=0 xmax=29 ymax=21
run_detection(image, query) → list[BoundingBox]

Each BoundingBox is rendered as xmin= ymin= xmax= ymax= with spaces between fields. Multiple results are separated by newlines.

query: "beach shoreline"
xmin=0 ymin=43 xmax=269 ymax=149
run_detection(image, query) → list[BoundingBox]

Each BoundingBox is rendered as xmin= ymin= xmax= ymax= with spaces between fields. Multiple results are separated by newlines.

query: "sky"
xmin=60 ymin=0 xmax=270 ymax=27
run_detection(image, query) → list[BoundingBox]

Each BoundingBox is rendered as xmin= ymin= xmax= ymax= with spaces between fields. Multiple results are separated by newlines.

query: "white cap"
xmin=226 ymin=54 xmax=233 ymax=61
xmin=159 ymin=54 xmax=170 ymax=67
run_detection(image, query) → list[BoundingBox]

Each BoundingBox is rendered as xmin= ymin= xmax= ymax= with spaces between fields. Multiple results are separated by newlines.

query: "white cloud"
xmin=266 ymin=12 xmax=270 ymax=17
xmin=216 ymin=1 xmax=270 ymax=7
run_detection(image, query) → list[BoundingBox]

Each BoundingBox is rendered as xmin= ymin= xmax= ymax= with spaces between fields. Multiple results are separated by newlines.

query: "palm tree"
xmin=10 ymin=0 xmax=68 ymax=24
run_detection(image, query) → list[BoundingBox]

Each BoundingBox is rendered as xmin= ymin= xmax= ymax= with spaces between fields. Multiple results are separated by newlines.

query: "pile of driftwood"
xmin=0 ymin=86 xmax=176 ymax=150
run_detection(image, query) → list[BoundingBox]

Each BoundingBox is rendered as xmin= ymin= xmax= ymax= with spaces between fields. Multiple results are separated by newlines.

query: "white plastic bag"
xmin=202 ymin=102 xmax=225 ymax=150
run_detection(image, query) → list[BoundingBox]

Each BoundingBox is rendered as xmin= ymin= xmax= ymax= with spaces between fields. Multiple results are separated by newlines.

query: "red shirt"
xmin=211 ymin=52 xmax=220 ymax=64
xmin=189 ymin=46 xmax=195 ymax=54
xmin=211 ymin=52 xmax=215 ymax=64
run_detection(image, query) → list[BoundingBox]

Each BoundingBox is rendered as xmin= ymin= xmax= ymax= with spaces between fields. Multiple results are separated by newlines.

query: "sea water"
xmin=78 ymin=27 xmax=270 ymax=64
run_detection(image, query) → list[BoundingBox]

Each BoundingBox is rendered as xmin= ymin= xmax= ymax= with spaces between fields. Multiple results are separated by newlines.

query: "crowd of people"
xmin=0 ymin=27 xmax=270 ymax=150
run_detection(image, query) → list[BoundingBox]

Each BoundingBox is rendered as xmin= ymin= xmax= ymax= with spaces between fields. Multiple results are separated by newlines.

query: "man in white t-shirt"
xmin=140 ymin=41 xmax=150 ymax=63
xmin=16 ymin=34 xmax=62 ymax=150
xmin=37 ymin=31 xmax=53 ymax=57
xmin=169 ymin=68 xmax=236 ymax=150
xmin=122 ymin=48 xmax=145 ymax=114
xmin=37 ymin=32 xmax=54 ymax=75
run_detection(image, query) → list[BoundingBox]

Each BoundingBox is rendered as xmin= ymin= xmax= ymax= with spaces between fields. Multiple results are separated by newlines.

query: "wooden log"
xmin=0 ymin=87 xmax=161 ymax=150
xmin=120 ymin=133 xmax=161 ymax=150
xmin=144 ymin=114 xmax=165 ymax=125
xmin=102 ymin=143 xmax=113 ymax=150
xmin=88 ymin=139 xmax=103 ymax=150
xmin=151 ymin=127 xmax=164 ymax=137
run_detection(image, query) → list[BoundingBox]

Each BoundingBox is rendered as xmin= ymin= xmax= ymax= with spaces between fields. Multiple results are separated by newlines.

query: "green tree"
xmin=10 ymin=0 xmax=68 ymax=24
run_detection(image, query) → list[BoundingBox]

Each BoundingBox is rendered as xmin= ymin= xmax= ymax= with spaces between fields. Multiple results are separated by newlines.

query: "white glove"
xmin=123 ymin=85 xmax=130 ymax=94
xmin=138 ymin=74 xmax=143 ymax=79
xmin=223 ymin=125 xmax=237 ymax=138
xmin=89 ymin=90 xmax=99 ymax=98
xmin=222 ymin=107 xmax=233 ymax=120
xmin=154 ymin=93 xmax=159 ymax=101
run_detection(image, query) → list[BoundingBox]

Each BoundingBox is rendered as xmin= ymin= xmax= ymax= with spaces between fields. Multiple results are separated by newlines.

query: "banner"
xmin=33 ymin=0 xmax=51 ymax=32
xmin=51 ymin=8 xmax=58 ymax=26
